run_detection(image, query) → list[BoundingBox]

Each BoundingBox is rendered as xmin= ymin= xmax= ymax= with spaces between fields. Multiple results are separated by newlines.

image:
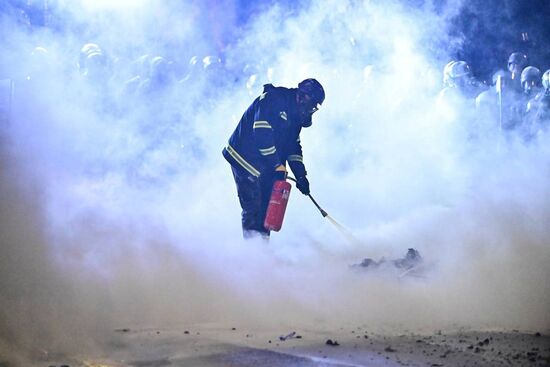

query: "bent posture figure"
xmin=223 ymin=79 xmax=325 ymax=238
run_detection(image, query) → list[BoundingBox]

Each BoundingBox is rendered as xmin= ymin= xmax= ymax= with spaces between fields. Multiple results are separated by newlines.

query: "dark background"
xmin=442 ymin=0 xmax=550 ymax=82
xmin=2 ymin=0 xmax=550 ymax=83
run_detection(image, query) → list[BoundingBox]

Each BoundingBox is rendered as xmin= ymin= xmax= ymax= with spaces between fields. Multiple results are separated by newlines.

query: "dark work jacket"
xmin=223 ymin=84 xmax=307 ymax=178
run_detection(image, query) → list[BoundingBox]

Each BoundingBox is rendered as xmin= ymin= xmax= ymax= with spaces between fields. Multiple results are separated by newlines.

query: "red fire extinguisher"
xmin=264 ymin=179 xmax=292 ymax=232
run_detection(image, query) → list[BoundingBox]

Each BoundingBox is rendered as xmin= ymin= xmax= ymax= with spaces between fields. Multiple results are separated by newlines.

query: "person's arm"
xmin=287 ymin=135 xmax=306 ymax=178
xmin=287 ymin=135 xmax=309 ymax=194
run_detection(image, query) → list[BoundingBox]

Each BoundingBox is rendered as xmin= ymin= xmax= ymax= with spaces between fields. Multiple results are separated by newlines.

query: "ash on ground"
xmin=353 ymin=248 xmax=427 ymax=277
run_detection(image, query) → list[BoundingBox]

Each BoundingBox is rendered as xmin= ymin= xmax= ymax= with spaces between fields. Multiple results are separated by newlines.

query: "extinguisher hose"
xmin=286 ymin=176 xmax=361 ymax=245
xmin=287 ymin=176 xmax=328 ymax=217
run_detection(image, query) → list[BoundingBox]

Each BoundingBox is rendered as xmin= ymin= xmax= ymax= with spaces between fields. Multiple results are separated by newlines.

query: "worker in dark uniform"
xmin=223 ymin=78 xmax=325 ymax=239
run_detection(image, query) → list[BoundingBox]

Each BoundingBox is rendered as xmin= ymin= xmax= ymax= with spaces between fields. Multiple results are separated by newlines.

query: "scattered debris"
xmin=478 ymin=338 xmax=490 ymax=346
xmin=353 ymin=248 xmax=425 ymax=276
xmin=279 ymin=331 xmax=296 ymax=341
xmin=439 ymin=351 xmax=450 ymax=358
xmin=326 ymin=339 xmax=340 ymax=346
xmin=527 ymin=351 xmax=538 ymax=359
xmin=356 ymin=258 xmax=377 ymax=267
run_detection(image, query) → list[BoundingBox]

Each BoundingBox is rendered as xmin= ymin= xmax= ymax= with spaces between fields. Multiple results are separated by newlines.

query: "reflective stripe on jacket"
xmin=223 ymin=84 xmax=307 ymax=178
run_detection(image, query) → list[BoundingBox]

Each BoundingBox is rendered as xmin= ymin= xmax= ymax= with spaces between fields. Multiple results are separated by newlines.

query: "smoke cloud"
xmin=1 ymin=0 xmax=549 ymax=364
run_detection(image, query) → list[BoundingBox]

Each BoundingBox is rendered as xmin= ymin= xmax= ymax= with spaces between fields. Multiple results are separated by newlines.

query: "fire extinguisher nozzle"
xmin=307 ymin=193 xmax=327 ymax=217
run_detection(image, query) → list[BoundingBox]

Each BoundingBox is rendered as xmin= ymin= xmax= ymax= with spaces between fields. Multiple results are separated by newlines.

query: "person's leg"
xmin=231 ymin=166 xmax=270 ymax=239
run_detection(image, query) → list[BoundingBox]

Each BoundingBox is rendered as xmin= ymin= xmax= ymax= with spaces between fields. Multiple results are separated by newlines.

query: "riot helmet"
xmin=202 ymin=55 xmax=224 ymax=78
xmin=507 ymin=52 xmax=527 ymax=75
xmin=202 ymin=55 xmax=225 ymax=85
xmin=78 ymin=43 xmax=102 ymax=75
xmin=520 ymin=66 xmax=541 ymax=95
xmin=189 ymin=55 xmax=199 ymax=68
xmin=25 ymin=46 xmax=51 ymax=82
xmin=446 ymin=61 xmax=473 ymax=88
xmin=202 ymin=55 xmax=222 ymax=70
xmin=475 ymin=90 xmax=496 ymax=110
xmin=442 ymin=60 xmax=456 ymax=87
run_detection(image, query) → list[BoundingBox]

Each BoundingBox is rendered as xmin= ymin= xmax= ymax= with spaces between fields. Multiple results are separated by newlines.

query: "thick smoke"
xmin=1 ymin=0 xmax=549 ymax=364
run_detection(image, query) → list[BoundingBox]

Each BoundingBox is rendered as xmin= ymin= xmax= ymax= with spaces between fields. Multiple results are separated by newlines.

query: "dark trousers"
xmin=230 ymin=165 xmax=275 ymax=239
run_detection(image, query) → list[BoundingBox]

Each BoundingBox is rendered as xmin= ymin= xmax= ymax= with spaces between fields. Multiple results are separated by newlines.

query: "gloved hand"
xmin=274 ymin=165 xmax=287 ymax=181
xmin=296 ymin=176 xmax=310 ymax=195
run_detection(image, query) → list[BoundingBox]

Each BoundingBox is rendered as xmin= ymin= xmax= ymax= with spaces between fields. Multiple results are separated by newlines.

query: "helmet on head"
xmin=202 ymin=55 xmax=223 ymax=75
xmin=520 ymin=66 xmax=541 ymax=95
xmin=25 ymin=46 xmax=51 ymax=82
xmin=79 ymin=43 xmax=102 ymax=74
xmin=521 ymin=66 xmax=540 ymax=84
xmin=31 ymin=46 xmax=48 ymax=57
xmin=442 ymin=60 xmax=456 ymax=86
xmin=445 ymin=61 xmax=473 ymax=88
xmin=81 ymin=43 xmax=101 ymax=55
xmin=189 ymin=55 xmax=199 ymax=68
xmin=449 ymin=61 xmax=471 ymax=78
xmin=475 ymin=90 xmax=496 ymax=110
xmin=202 ymin=56 xmax=225 ymax=85
xmin=296 ymin=78 xmax=325 ymax=127
xmin=298 ymin=78 xmax=325 ymax=105
xmin=542 ymin=69 xmax=550 ymax=91
xmin=507 ymin=52 xmax=527 ymax=74
xmin=297 ymin=78 xmax=325 ymax=127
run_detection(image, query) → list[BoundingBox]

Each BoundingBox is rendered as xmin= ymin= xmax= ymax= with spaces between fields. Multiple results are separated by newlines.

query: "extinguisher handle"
xmin=287 ymin=176 xmax=328 ymax=217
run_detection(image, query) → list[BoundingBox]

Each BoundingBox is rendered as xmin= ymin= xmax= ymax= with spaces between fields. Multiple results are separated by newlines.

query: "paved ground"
xmin=19 ymin=324 xmax=549 ymax=367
